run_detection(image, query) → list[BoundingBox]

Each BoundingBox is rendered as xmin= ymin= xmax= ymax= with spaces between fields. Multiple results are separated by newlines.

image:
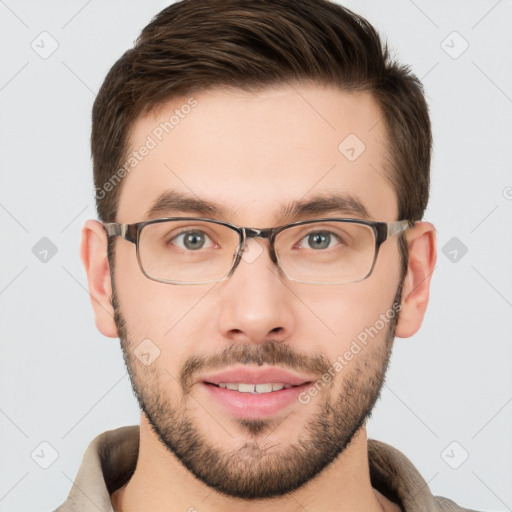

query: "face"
xmin=111 ymin=83 xmax=404 ymax=498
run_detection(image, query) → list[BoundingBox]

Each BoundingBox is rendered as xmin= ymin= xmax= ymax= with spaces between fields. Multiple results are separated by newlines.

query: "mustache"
xmin=180 ymin=340 xmax=332 ymax=392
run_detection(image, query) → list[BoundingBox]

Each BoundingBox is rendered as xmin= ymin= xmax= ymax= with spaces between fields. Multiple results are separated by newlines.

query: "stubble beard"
xmin=111 ymin=277 xmax=403 ymax=499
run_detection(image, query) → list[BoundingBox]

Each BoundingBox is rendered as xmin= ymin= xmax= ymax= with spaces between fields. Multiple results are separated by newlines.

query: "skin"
xmin=81 ymin=83 xmax=436 ymax=512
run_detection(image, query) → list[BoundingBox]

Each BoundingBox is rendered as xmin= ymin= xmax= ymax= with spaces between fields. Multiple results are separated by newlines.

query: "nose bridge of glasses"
xmin=243 ymin=227 xmax=273 ymax=239
xmin=240 ymin=227 xmax=278 ymax=263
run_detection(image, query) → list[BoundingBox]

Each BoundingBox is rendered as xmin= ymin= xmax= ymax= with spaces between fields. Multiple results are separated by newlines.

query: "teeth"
xmin=217 ymin=383 xmax=293 ymax=393
xmin=255 ymin=383 xmax=273 ymax=393
xmin=238 ymin=383 xmax=255 ymax=393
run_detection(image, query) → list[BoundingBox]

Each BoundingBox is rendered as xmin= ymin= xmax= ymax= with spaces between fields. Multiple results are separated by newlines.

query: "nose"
xmin=216 ymin=238 xmax=296 ymax=344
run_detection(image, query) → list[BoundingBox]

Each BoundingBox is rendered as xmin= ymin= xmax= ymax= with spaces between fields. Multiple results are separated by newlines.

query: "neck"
xmin=111 ymin=416 xmax=399 ymax=512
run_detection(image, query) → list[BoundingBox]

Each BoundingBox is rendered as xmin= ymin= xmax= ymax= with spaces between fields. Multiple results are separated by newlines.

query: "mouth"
xmin=197 ymin=366 xmax=315 ymax=420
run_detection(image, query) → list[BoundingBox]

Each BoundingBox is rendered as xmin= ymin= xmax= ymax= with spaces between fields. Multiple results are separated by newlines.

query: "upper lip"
xmin=199 ymin=366 xmax=315 ymax=386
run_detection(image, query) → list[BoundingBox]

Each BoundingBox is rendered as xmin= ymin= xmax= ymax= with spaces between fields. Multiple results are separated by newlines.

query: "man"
xmin=56 ymin=0 xmax=478 ymax=510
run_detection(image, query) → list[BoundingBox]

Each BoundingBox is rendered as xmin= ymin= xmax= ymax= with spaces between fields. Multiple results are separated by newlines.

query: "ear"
xmin=80 ymin=219 xmax=118 ymax=338
xmin=395 ymin=221 xmax=437 ymax=338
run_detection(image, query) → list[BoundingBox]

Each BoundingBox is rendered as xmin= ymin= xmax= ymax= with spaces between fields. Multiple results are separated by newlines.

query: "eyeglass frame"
xmin=103 ymin=217 xmax=413 ymax=285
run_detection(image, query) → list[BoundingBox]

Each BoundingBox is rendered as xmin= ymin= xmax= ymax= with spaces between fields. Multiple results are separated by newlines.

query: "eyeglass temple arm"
xmin=387 ymin=219 xmax=413 ymax=237
xmin=102 ymin=223 xmax=138 ymax=244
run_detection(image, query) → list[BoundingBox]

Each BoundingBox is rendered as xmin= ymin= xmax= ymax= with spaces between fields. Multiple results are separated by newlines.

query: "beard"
xmin=111 ymin=276 xmax=403 ymax=500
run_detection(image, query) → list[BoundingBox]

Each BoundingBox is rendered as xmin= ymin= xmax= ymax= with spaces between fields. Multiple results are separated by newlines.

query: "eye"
xmin=170 ymin=230 xmax=215 ymax=251
xmin=297 ymin=230 xmax=341 ymax=250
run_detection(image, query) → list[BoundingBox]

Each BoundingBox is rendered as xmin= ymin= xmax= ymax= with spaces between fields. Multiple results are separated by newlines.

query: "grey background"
xmin=0 ymin=1 xmax=511 ymax=511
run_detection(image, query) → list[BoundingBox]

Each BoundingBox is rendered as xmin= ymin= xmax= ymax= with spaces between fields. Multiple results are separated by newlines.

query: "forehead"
xmin=117 ymin=83 xmax=397 ymax=224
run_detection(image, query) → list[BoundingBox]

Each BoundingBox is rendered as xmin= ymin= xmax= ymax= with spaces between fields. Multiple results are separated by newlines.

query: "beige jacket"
xmin=55 ymin=425 xmax=479 ymax=512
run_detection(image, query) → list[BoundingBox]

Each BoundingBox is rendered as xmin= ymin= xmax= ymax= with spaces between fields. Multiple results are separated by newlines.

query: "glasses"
xmin=103 ymin=217 xmax=412 ymax=285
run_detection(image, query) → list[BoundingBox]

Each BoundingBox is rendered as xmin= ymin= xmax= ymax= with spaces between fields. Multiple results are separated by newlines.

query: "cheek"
xmin=114 ymin=244 xmax=216 ymax=347
xmin=289 ymin=256 xmax=400 ymax=359
xmin=295 ymin=281 xmax=397 ymax=337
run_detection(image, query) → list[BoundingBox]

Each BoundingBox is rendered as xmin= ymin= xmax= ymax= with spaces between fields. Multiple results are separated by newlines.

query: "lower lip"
xmin=201 ymin=382 xmax=311 ymax=420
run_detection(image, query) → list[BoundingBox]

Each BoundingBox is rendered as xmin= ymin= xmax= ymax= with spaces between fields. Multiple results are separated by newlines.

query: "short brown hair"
xmin=92 ymin=0 xmax=431 ymax=224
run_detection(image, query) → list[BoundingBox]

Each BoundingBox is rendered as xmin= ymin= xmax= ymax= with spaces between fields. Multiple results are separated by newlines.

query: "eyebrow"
xmin=145 ymin=190 xmax=371 ymax=224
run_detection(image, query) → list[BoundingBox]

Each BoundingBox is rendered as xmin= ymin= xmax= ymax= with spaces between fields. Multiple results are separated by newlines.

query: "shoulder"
xmin=368 ymin=439 xmax=482 ymax=512
xmin=434 ymin=496 xmax=485 ymax=512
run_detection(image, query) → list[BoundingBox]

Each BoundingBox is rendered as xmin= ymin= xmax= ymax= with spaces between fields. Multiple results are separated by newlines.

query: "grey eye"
xmin=175 ymin=231 xmax=209 ymax=250
xmin=306 ymin=232 xmax=332 ymax=250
